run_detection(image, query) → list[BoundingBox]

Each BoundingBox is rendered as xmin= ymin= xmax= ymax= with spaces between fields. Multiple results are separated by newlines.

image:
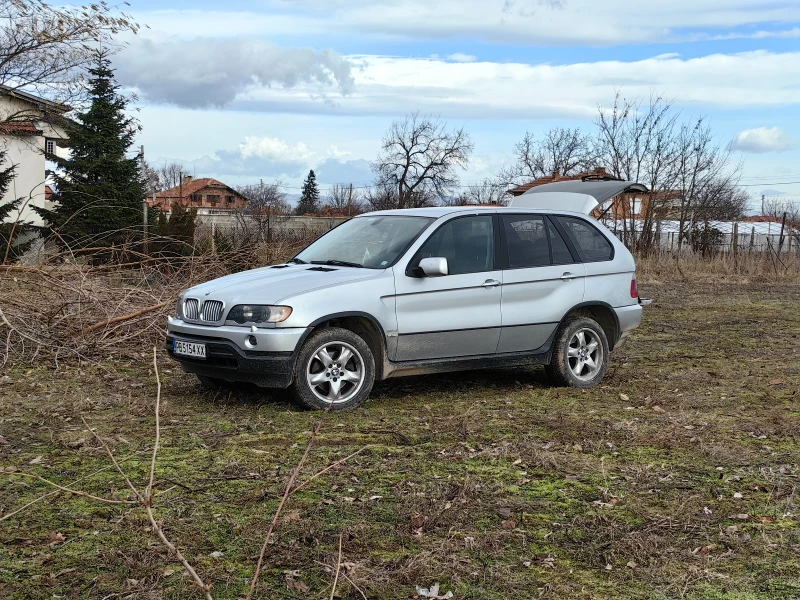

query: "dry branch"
xmin=246 ymin=417 xmax=326 ymax=600
xmin=78 ymin=300 xmax=171 ymax=336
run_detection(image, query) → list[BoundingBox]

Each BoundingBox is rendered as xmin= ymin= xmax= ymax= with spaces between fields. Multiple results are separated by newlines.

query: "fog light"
xmin=245 ymin=335 xmax=258 ymax=348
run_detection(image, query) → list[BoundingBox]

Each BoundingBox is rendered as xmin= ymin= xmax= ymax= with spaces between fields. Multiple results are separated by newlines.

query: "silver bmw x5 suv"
xmin=167 ymin=179 xmax=650 ymax=410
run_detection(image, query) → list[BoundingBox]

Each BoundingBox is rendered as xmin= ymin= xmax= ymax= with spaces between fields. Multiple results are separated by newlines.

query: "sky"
xmin=114 ymin=0 xmax=800 ymax=208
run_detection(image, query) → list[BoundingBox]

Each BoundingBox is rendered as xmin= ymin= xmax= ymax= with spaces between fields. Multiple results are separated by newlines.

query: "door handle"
xmin=560 ymin=272 xmax=576 ymax=281
xmin=482 ymin=279 xmax=501 ymax=288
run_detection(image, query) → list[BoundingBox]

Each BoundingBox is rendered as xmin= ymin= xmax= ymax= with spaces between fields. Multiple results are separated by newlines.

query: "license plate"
xmin=173 ymin=340 xmax=206 ymax=359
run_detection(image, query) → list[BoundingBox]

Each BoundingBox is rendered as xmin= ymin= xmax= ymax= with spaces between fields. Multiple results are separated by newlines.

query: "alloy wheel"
xmin=305 ymin=341 xmax=366 ymax=404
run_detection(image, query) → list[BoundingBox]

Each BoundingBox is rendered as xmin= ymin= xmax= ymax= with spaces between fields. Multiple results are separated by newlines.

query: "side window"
xmin=558 ymin=217 xmax=614 ymax=262
xmin=418 ymin=215 xmax=494 ymax=275
xmin=547 ymin=219 xmax=575 ymax=265
xmin=501 ymin=215 xmax=549 ymax=268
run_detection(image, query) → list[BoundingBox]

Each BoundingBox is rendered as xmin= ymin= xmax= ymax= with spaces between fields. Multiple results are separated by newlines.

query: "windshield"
xmin=295 ymin=216 xmax=434 ymax=269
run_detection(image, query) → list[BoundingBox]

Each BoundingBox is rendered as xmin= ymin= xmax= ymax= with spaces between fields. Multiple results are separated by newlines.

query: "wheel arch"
xmin=298 ymin=312 xmax=389 ymax=380
xmin=559 ymin=302 xmax=621 ymax=349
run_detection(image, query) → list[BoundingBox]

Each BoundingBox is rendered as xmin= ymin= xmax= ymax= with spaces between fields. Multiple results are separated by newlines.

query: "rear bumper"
xmin=614 ymin=303 xmax=642 ymax=343
xmin=166 ymin=334 xmax=296 ymax=388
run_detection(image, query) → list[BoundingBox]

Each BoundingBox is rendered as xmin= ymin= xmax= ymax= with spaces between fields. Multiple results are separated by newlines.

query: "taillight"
xmin=630 ymin=276 xmax=639 ymax=299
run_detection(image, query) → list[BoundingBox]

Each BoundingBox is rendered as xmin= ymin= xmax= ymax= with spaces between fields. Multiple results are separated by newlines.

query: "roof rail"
xmin=581 ymin=174 xmax=624 ymax=182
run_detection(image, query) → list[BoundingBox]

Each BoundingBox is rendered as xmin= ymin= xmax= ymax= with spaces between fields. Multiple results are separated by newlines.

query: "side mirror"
xmin=418 ymin=257 xmax=448 ymax=277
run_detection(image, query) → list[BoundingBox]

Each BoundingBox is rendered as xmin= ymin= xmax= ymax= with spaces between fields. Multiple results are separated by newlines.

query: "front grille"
xmin=184 ymin=298 xmax=199 ymax=320
xmin=201 ymin=300 xmax=224 ymax=322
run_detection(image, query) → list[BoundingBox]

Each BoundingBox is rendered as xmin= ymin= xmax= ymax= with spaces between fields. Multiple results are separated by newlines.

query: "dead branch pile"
xmin=0 ymin=232 xmax=318 ymax=366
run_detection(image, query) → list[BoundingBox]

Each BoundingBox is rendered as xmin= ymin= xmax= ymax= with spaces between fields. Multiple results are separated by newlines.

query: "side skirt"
xmin=384 ymin=348 xmax=553 ymax=379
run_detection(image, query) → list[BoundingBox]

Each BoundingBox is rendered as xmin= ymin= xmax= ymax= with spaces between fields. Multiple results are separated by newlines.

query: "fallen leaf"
xmin=28 ymin=455 xmax=43 ymax=465
xmin=162 ymin=568 xmax=176 ymax=577
xmin=209 ymin=551 xmax=224 ymax=558
xmin=734 ymin=513 xmax=750 ymax=520
xmin=281 ymin=510 xmax=301 ymax=522
xmin=284 ymin=571 xmax=310 ymax=594
xmin=497 ymin=507 xmax=512 ymax=518
xmin=733 ymin=492 xmax=743 ymax=499
xmin=47 ymin=532 xmax=66 ymax=548
xmin=619 ymin=393 xmax=630 ymax=402
xmin=501 ymin=519 xmax=516 ymax=530
xmin=769 ymin=378 xmax=785 ymax=386
xmin=626 ymin=561 xmax=638 ymax=569
xmin=757 ymin=516 xmax=775 ymax=524
xmin=652 ymin=405 xmax=666 ymax=413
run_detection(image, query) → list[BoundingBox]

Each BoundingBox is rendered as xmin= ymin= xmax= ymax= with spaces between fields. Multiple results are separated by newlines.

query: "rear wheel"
xmin=292 ymin=327 xmax=375 ymax=411
xmin=545 ymin=317 xmax=609 ymax=388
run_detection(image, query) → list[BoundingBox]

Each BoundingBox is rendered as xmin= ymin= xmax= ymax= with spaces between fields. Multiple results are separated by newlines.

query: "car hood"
xmin=185 ymin=264 xmax=382 ymax=305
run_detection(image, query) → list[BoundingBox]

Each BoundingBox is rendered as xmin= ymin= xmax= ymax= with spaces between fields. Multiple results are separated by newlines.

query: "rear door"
xmin=497 ymin=214 xmax=585 ymax=353
xmin=394 ymin=214 xmax=502 ymax=361
xmin=555 ymin=215 xmax=631 ymax=307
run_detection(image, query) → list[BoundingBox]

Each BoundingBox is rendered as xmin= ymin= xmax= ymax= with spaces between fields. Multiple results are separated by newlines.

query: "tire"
xmin=545 ymin=316 xmax=609 ymax=388
xmin=292 ymin=327 xmax=375 ymax=411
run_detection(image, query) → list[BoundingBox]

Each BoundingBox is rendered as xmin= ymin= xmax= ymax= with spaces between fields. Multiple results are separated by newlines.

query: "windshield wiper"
xmin=287 ymin=257 xmax=307 ymax=264
xmin=311 ymin=260 xmax=364 ymax=268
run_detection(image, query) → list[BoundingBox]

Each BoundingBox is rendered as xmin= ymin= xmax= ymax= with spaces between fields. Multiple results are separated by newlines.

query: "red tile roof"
xmin=0 ymin=120 xmax=43 ymax=136
xmin=45 ymin=185 xmax=53 ymax=201
xmin=155 ymin=177 xmax=232 ymax=199
xmin=508 ymin=168 xmax=615 ymax=196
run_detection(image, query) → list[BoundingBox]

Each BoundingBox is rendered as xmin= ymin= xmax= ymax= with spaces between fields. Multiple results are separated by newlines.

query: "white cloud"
xmin=256 ymin=50 xmax=800 ymax=119
xmin=729 ymin=127 xmax=798 ymax=154
xmin=446 ymin=53 xmax=477 ymax=63
xmin=327 ymin=145 xmax=352 ymax=159
xmin=115 ymin=35 xmax=354 ymax=108
xmin=239 ymin=136 xmax=315 ymax=162
xmin=136 ymin=1 xmax=800 ymax=47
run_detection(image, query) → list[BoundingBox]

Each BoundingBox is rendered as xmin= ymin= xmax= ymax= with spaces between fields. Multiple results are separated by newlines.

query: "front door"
xmin=497 ymin=214 xmax=586 ymax=353
xmin=394 ymin=214 xmax=502 ymax=361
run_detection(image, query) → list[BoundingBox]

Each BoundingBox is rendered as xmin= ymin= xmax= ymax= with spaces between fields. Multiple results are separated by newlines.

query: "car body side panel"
xmin=276 ymin=269 xmax=399 ymax=341
xmin=393 ymin=269 xmax=503 ymax=360
xmin=497 ymin=264 xmax=586 ymax=353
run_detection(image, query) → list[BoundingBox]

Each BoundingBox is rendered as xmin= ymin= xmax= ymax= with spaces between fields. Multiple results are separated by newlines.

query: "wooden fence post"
xmin=732 ymin=221 xmax=739 ymax=269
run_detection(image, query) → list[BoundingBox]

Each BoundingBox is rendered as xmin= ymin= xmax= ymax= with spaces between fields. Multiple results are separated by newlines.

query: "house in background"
xmin=0 ymin=86 xmax=70 ymax=226
xmin=147 ymin=176 xmax=248 ymax=215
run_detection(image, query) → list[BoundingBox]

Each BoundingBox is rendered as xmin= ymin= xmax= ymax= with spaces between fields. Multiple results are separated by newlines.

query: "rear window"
xmin=557 ymin=217 xmax=614 ymax=262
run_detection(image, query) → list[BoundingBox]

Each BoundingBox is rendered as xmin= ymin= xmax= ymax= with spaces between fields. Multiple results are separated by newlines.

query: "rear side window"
xmin=557 ymin=217 xmax=614 ymax=262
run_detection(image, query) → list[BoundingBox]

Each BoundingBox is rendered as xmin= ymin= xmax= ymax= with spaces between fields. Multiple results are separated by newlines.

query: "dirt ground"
xmin=1 ymin=280 xmax=799 ymax=599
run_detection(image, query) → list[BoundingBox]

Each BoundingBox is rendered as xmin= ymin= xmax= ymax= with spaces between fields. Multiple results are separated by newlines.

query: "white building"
xmin=0 ymin=86 xmax=70 ymax=227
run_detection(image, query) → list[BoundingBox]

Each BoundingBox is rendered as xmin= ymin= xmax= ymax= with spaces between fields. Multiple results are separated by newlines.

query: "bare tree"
xmin=449 ymin=179 xmax=509 ymax=206
xmin=762 ymin=197 xmax=800 ymax=225
xmin=236 ymin=181 xmax=290 ymax=215
xmin=498 ymin=128 xmax=596 ymax=187
xmin=373 ymin=112 xmax=473 ymax=209
xmin=324 ymin=183 xmax=363 ymax=215
xmin=595 ymin=92 xmax=742 ymax=252
xmin=0 ymin=0 xmax=140 ymax=116
xmin=156 ymin=162 xmax=186 ymax=192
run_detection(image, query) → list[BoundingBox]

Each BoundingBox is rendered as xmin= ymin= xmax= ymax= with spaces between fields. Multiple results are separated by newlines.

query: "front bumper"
xmin=166 ymin=319 xmax=309 ymax=388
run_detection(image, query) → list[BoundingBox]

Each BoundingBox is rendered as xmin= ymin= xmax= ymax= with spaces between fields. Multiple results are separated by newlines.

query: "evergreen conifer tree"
xmin=35 ymin=51 xmax=146 ymax=250
xmin=296 ymin=169 xmax=320 ymax=215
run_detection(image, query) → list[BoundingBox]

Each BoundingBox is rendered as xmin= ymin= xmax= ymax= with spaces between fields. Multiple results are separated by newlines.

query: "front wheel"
xmin=545 ymin=317 xmax=609 ymax=388
xmin=292 ymin=327 xmax=375 ymax=410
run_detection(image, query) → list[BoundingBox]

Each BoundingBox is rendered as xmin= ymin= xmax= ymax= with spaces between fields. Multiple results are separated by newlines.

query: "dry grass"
xmin=1 ymin=277 xmax=799 ymax=599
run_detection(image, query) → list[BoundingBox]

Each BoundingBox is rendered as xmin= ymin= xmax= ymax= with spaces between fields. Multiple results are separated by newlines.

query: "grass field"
xmin=1 ymin=280 xmax=799 ymax=599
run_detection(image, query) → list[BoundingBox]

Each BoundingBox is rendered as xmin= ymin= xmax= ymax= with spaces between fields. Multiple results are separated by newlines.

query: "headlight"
xmin=175 ymin=295 xmax=184 ymax=319
xmin=226 ymin=305 xmax=292 ymax=325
